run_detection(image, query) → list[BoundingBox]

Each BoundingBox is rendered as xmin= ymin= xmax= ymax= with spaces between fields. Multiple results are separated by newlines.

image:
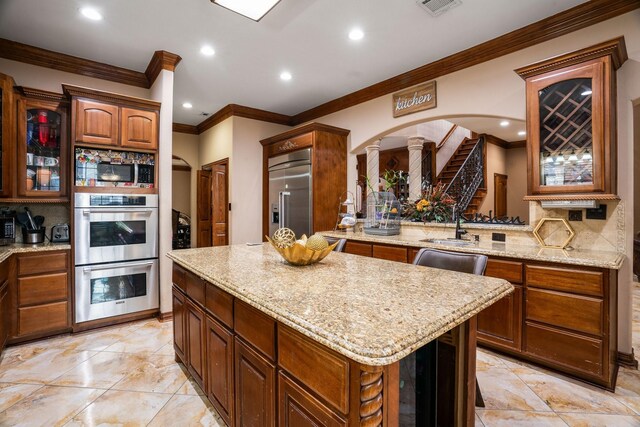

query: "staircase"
xmin=437 ymin=137 xmax=486 ymax=216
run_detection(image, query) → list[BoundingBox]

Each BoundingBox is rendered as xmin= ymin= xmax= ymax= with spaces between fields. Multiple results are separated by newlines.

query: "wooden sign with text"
xmin=392 ymin=81 xmax=437 ymax=118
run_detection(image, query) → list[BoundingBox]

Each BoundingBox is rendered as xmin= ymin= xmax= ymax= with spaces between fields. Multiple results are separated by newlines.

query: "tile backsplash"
xmin=1 ymin=204 xmax=70 ymax=243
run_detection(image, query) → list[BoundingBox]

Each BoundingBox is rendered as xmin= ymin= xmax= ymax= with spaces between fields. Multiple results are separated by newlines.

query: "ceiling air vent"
xmin=416 ymin=0 xmax=462 ymax=17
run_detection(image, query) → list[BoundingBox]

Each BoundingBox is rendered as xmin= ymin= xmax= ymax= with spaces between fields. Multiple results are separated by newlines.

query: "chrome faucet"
xmin=454 ymin=205 xmax=468 ymax=240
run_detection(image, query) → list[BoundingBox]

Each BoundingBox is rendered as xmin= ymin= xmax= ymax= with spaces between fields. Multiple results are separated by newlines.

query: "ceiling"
xmin=0 ymin=0 xmax=587 ymax=125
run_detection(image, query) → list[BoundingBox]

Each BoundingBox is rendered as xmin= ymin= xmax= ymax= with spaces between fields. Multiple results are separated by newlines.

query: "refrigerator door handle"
xmin=278 ymin=191 xmax=290 ymax=229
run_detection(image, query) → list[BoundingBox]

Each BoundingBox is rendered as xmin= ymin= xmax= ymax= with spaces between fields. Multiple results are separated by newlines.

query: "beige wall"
xmin=477 ymin=143 xmax=506 ymax=216
xmin=171 ymin=170 xmax=191 ymax=215
xmin=505 ymin=147 xmax=529 ymax=223
xmin=0 ymin=58 xmax=150 ymax=98
xmin=310 ymin=10 xmax=640 ymax=354
xmin=172 ymin=132 xmax=199 ymax=247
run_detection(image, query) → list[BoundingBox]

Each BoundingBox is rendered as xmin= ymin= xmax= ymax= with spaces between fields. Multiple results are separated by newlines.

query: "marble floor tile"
xmin=148 ymin=394 xmax=226 ymax=427
xmin=558 ymin=412 xmax=640 ymax=426
xmin=616 ymin=396 xmax=640 ymax=416
xmin=50 ymin=352 xmax=147 ymax=389
xmin=477 ymin=349 xmax=508 ymax=370
xmin=476 ymin=409 xmax=568 ymax=427
xmin=0 ymin=385 xmax=104 ymax=426
xmin=102 ymin=324 xmax=172 ymax=354
xmin=0 ymin=343 xmax=50 ymax=372
xmin=616 ymin=368 xmax=640 ymax=397
xmin=512 ymin=367 xmax=635 ymax=415
xmin=50 ymin=326 xmax=136 ymax=352
xmin=0 ymin=348 xmax=97 ymax=384
xmin=65 ymin=390 xmax=171 ymax=426
xmin=110 ymin=353 xmax=189 ymax=394
xmin=475 ymin=413 xmax=485 ymax=426
xmin=0 ymin=382 xmax=42 ymax=412
xmin=476 ymin=367 xmax=551 ymax=411
xmin=155 ymin=342 xmax=176 ymax=355
xmin=176 ymin=376 xmax=206 ymax=396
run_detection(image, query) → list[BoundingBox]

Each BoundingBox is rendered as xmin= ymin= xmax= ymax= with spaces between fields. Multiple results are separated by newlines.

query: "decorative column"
xmin=407 ymin=137 xmax=424 ymax=200
xmin=365 ymin=140 xmax=381 ymax=197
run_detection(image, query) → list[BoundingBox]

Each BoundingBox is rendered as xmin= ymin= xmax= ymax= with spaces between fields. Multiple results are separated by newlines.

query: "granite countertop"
xmin=0 ymin=242 xmax=72 ymax=263
xmin=168 ymin=244 xmax=512 ymax=366
xmin=321 ymin=231 xmax=624 ymax=270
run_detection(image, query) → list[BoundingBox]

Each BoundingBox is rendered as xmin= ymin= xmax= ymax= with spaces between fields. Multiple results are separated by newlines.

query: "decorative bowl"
xmin=266 ymin=236 xmax=338 ymax=266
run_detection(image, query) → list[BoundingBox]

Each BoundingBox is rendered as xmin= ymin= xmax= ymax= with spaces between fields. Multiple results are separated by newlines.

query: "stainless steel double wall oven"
xmin=74 ymin=193 xmax=159 ymax=323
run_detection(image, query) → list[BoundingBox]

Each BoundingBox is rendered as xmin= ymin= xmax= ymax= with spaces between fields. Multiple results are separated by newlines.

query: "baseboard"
xmin=158 ymin=311 xmax=173 ymax=322
xmin=618 ymin=349 xmax=638 ymax=369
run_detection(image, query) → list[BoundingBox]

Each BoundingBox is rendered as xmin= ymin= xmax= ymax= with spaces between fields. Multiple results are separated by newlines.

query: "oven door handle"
xmin=82 ymin=209 xmax=154 ymax=215
xmin=82 ymin=261 xmax=155 ymax=273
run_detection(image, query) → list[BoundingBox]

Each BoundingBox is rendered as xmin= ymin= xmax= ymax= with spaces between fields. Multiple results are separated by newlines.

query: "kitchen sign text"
xmin=392 ymin=81 xmax=437 ymax=118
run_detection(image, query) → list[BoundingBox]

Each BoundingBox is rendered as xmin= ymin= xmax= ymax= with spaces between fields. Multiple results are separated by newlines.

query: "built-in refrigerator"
xmin=268 ymin=148 xmax=312 ymax=238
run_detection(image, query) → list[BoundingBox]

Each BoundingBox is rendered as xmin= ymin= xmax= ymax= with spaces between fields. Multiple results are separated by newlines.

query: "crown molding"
xmin=15 ymin=86 xmax=68 ymax=104
xmin=145 ymin=50 xmax=183 ymax=86
xmin=173 ymin=123 xmax=199 ymax=134
xmin=260 ymin=122 xmax=350 ymax=146
xmin=62 ymin=84 xmax=161 ymax=111
xmin=0 ymin=38 xmax=149 ymax=88
xmin=514 ymin=36 xmax=627 ymax=79
xmin=288 ymin=0 xmax=640 ymax=125
xmin=197 ymin=104 xmax=291 ymax=134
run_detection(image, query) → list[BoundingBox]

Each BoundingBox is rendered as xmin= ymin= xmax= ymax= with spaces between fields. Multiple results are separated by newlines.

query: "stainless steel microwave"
xmin=96 ymin=163 xmax=154 ymax=186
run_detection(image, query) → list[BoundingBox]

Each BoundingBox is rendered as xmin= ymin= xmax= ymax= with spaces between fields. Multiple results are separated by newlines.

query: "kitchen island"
xmin=168 ymin=244 xmax=512 ymax=426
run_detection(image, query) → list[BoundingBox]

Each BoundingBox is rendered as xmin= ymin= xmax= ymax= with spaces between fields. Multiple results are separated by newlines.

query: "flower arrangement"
xmin=403 ymin=182 xmax=456 ymax=223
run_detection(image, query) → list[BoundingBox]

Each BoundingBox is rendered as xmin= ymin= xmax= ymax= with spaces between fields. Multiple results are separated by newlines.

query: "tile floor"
xmin=0 ymin=283 xmax=638 ymax=426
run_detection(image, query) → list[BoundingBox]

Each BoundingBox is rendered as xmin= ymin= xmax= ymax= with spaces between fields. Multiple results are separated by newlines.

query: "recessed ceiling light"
xmin=518 ymin=130 xmax=526 ymax=136
xmin=200 ymin=45 xmax=215 ymax=56
xmin=500 ymin=120 xmax=510 ymax=127
xmin=280 ymin=71 xmax=292 ymax=81
xmin=212 ymin=0 xmax=280 ymax=21
xmin=80 ymin=7 xmax=103 ymax=21
xmin=349 ymin=28 xmax=364 ymax=41
xmin=183 ymin=102 xmax=193 ymax=109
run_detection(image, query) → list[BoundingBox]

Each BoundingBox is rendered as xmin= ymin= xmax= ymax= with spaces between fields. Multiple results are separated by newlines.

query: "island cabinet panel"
xmin=235 ymin=337 xmax=276 ymax=427
xmin=205 ymin=283 xmax=233 ymax=329
xmin=344 ymin=241 xmax=372 ymax=257
xmin=172 ymin=263 xmax=187 ymax=293
xmin=278 ymin=371 xmax=347 ymax=427
xmin=74 ymin=99 xmax=119 ymax=146
xmin=235 ymin=299 xmax=276 ymax=361
xmin=186 ymin=299 xmax=207 ymax=390
xmin=0 ymin=278 xmax=8 ymax=354
xmin=206 ymin=315 xmax=234 ymax=426
xmin=172 ymin=286 xmax=187 ymax=364
xmin=372 ymin=244 xmax=408 ymax=263
xmin=278 ymin=325 xmax=350 ymax=414
xmin=477 ymin=259 xmax=523 ymax=352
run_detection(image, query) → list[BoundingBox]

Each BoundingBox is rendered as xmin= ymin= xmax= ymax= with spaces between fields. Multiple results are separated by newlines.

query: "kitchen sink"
xmin=420 ymin=238 xmax=475 ymax=247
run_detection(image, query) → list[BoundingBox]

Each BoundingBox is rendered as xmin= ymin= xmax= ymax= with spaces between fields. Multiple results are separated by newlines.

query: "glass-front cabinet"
xmin=516 ymin=38 xmax=626 ymax=198
xmin=16 ymin=88 xmax=68 ymax=199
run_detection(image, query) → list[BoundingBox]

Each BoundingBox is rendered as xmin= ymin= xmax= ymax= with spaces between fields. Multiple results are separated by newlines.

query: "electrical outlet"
xmin=568 ymin=210 xmax=582 ymax=221
xmin=492 ymin=232 xmax=506 ymax=242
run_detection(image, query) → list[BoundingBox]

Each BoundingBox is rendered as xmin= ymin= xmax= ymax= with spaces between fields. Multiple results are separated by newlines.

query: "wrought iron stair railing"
xmin=444 ymin=136 xmax=485 ymax=213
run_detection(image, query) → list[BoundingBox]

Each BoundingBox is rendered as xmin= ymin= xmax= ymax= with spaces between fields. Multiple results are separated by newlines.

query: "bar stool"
xmin=412 ymin=247 xmax=488 ymax=408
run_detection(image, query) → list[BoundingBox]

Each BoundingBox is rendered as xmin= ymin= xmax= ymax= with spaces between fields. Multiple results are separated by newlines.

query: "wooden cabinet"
xmin=0 ymin=73 xmax=15 ymax=198
xmin=12 ymin=251 xmax=70 ymax=341
xmin=344 ymin=241 xmax=372 ymax=257
xmin=261 ymin=123 xmax=349 ymax=237
xmin=0 ymin=259 xmax=10 ymax=355
xmin=235 ymin=337 xmax=276 ymax=427
xmin=172 ymin=286 xmax=187 ymax=363
xmin=64 ymin=86 xmax=160 ymax=151
xmin=206 ymin=316 xmax=234 ymax=426
xmin=372 ymin=244 xmax=408 ymax=263
xmin=15 ymin=87 xmax=69 ymax=200
xmin=477 ymin=259 xmax=523 ymax=352
xmin=515 ymin=38 xmax=626 ymax=198
xmin=186 ymin=299 xmax=206 ymax=390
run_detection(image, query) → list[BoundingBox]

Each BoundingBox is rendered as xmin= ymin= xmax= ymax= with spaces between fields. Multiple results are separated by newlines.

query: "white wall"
xmin=310 ymin=10 xmax=640 ymax=354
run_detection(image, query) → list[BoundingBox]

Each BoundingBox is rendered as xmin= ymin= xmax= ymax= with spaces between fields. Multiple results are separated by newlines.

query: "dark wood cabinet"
xmin=0 ymin=277 xmax=9 ymax=354
xmin=344 ymin=241 xmax=372 ymax=257
xmin=11 ymin=250 xmax=71 ymax=342
xmin=516 ymin=38 xmax=626 ymax=199
xmin=65 ymin=85 xmax=160 ymax=152
xmin=0 ymin=72 xmax=15 ymax=198
xmin=278 ymin=371 xmax=347 ymax=427
xmin=261 ymin=123 xmax=349 ymax=237
xmin=186 ymin=299 xmax=206 ymax=390
xmin=172 ymin=286 xmax=187 ymax=364
xmin=372 ymin=244 xmax=408 ymax=263
xmin=235 ymin=337 xmax=276 ymax=427
xmin=206 ymin=315 xmax=234 ymax=426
